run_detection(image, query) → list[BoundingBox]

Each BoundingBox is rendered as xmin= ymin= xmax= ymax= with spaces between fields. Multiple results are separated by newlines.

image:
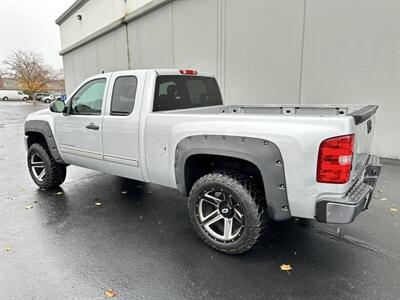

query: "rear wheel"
xmin=27 ymin=143 xmax=66 ymax=190
xmin=3 ymin=96 xmax=8 ymax=101
xmin=188 ymin=170 xmax=265 ymax=254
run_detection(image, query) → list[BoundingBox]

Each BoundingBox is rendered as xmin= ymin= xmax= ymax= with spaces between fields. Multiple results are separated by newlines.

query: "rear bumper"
xmin=315 ymin=155 xmax=381 ymax=224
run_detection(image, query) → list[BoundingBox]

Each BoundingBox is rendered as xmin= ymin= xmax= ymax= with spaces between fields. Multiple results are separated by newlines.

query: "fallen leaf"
xmin=4 ymin=245 xmax=12 ymax=252
xmin=378 ymin=190 xmax=383 ymax=193
xmin=56 ymin=191 xmax=63 ymax=195
xmin=389 ymin=208 xmax=398 ymax=212
xmin=25 ymin=205 xmax=33 ymax=209
xmin=121 ymin=191 xmax=127 ymax=194
xmin=280 ymin=264 xmax=292 ymax=271
xmin=104 ymin=289 xmax=118 ymax=297
xmin=380 ymin=197 xmax=388 ymax=202
xmin=33 ymin=200 xmax=38 ymax=203
xmin=95 ymin=202 xmax=102 ymax=207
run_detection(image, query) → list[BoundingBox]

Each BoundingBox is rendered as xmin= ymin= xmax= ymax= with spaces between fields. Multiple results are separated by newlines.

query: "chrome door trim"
xmin=104 ymin=154 xmax=139 ymax=167
xmin=60 ymin=146 xmax=103 ymax=160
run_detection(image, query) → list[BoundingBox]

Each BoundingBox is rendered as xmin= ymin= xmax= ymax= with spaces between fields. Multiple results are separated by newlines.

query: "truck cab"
xmin=46 ymin=70 xmax=222 ymax=178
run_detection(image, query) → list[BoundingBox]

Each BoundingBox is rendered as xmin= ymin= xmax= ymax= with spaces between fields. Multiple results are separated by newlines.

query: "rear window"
xmin=153 ymin=76 xmax=222 ymax=112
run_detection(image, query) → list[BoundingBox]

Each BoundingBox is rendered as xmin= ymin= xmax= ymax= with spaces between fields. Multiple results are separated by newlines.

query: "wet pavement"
xmin=0 ymin=101 xmax=399 ymax=300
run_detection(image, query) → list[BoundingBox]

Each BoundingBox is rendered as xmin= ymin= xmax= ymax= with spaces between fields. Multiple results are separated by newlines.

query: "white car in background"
xmin=42 ymin=93 xmax=64 ymax=103
xmin=0 ymin=90 xmax=29 ymax=101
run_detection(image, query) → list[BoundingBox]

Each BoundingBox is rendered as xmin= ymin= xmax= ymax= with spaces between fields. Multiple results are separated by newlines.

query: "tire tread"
xmin=188 ymin=169 xmax=266 ymax=254
xmin=28 ymin=143 xmax=66 ymax=190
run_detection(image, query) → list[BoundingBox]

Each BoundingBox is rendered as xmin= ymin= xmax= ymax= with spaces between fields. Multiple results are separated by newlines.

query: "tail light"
xmin=179 ymin=69 xmax=197 ymax=75
xmin=316 ymin=134 xmax=355 ymax=184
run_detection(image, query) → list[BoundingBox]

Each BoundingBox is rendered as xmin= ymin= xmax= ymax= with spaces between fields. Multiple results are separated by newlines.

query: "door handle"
xmin=85 ymin=123 xmax=99 ymax=130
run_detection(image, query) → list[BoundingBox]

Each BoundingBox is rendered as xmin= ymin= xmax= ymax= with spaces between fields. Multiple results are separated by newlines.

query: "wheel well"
xmin=184 ymin=154 xmax=265 ymax=196
xmin=26 ymin=132 xmax=47 ymax=148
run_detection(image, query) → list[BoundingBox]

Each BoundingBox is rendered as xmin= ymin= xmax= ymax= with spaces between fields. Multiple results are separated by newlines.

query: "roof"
xmin=56 ymin=0 xmax=173 ymax=26
xmin=58 ymin=0 xmax=174 ymax=55
xmin=55 ymin=0 xmax=89 ymax=25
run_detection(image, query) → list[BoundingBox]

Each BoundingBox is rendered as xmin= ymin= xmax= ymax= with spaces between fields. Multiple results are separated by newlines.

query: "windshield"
xmin=153 ymin=75 xmax=223 ymax=112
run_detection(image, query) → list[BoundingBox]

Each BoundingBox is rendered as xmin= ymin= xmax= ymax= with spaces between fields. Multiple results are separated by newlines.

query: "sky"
xmin=0 ymin=0 xmax=76 ymax=69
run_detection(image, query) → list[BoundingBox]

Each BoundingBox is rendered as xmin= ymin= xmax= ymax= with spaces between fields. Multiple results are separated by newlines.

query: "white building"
xmin=57 ymin=0 xmax=400 ymax=159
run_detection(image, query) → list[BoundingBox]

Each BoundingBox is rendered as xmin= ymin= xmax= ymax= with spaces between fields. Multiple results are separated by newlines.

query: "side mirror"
xmin=50 ymin=100 xmax=66 ymax=113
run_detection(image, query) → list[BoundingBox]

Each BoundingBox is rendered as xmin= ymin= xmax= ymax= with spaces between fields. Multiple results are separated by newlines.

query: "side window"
xmin=71 ymin=78 xmax=106 ymax=114
xmin=111 ymin=76 xmax=137 ymax=115
xmin=18 ymin=91 xmax=23 ymax=95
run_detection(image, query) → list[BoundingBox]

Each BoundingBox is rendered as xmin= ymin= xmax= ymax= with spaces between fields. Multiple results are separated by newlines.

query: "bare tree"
xmin=1 ymin=50 xmax=62 ymax=96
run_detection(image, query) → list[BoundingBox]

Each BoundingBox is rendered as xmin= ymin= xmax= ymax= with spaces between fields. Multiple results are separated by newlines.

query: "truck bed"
xmin=146 ymin=102 xmax=377 ymax=216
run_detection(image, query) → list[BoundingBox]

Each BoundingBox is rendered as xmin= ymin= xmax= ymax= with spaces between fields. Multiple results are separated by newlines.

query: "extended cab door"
xmin=102 ymin=70 xmax=146 ymax=181
xmin=54 ymin=74 xmax=110 ymax=171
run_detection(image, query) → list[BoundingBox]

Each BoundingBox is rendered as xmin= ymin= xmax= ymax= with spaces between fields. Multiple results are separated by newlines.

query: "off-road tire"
xmin=188 ymin=170 xmax=266 ymax=254
xmin=27 ymin=143 xmax=66 ymax=190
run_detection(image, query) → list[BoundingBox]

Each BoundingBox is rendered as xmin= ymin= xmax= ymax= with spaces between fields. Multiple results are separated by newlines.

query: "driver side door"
xmin=54 ymin=75 xmax=110 ymax=171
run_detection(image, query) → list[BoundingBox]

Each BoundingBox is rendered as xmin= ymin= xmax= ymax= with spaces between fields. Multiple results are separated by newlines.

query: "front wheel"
xmin=27 ymin=143 xmax=67 ymax=189
xmin=3 ymin=96 xmax=8 ymax=101
xmin=23 ymin=97 xmax=28 ymax=101
xmin=188 ymin=170 xmax=265 ymax=254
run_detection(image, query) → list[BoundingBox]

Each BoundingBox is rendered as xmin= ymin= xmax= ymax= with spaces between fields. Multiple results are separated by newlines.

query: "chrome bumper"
xmin=316 ymin=155 xmax=381 ymax=224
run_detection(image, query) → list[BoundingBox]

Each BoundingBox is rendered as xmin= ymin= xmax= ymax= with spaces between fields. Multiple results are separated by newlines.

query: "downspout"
xmin=123 ymin=0 xmax=132 ymax=69
xmin=125 ymin=22 xmax=132 ymax=69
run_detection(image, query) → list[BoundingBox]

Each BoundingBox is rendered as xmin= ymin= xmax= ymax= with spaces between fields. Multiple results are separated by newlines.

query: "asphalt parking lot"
xmin=0 ymin=101 xmax=399 ymax=300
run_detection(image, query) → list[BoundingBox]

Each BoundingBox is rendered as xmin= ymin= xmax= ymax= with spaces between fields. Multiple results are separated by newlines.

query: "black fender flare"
xmin=175 ymin=135 xmax=291 ymax=221
xmin=25 ymin=120 xmax=65 ymax=164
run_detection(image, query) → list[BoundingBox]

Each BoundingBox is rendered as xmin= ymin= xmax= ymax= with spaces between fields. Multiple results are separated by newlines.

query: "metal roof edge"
xmin=59 ymin=18 xmax=125 ymax=55
xmin=58 ymin=0 xmax=174 ymax=56
xmin=55 ymin=0 xmax=90 ymax=25
xmin=124 ymin=0 xmax=173 ymax=23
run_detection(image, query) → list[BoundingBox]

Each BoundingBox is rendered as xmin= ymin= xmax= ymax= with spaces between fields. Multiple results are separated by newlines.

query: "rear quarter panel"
xmin=144 ymin=113 xmax=356 ymax=219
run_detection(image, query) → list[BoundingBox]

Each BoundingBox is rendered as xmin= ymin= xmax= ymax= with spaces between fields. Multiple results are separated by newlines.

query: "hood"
xmin=25 ymin=107 xmax=52 ymax=121
xmin=30 ymin=108 xmax=50 ymax=116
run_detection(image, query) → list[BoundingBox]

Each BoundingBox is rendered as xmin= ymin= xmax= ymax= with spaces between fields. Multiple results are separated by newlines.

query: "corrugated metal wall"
xmin=62 ymin=0 xmax=400 ymax=159
xmin=63 ymin=26 xmax=128 ymax=94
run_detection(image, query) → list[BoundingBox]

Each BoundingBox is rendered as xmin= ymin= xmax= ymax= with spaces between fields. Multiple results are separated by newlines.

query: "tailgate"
xmin=349 ymin=105 xmax=378 ymax=181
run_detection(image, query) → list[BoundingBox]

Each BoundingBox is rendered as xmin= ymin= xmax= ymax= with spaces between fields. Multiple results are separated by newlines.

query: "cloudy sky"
xmin=0 ymin=0 xmax=75 ymax=69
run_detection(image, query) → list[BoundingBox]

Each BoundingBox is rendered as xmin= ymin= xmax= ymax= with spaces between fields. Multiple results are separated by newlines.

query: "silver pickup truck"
xmin=24 ymin=69 xmax=381 ymax=254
